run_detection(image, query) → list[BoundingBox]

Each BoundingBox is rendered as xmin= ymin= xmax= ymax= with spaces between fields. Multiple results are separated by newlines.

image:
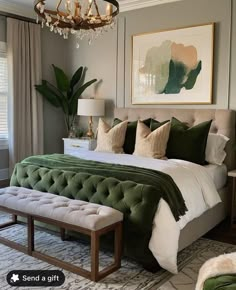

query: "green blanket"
xmin=203 ymin=275 xmax=236 ymax=290
xmin=11 ymin=153 xmax=187 ymax=268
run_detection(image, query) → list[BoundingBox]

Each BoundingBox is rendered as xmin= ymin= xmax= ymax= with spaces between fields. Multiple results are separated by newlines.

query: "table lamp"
xmin=77 ymin=98 xmax=105 ymax=139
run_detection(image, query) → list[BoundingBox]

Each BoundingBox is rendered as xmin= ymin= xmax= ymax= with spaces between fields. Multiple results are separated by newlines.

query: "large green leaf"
xmin=52 ymin=64 xmax=70 ymax=92
xmin=70 ymin=67 xmax=83 ymax=89
xmin=163 ymin=60 xmax=186 ymax=94
xmin=69 ymin=98 xmax=79 ymax=116
xmin=69 ymin=78 xmax=97 ymax=114
xmin=45 ymin=81 xmax=69 ymax=114
xmin=35 ymin=80 xmax=61 ymax=108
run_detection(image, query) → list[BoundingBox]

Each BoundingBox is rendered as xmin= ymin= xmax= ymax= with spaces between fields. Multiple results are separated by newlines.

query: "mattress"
xmin=204 ymin=164 xmax=227 ymax=190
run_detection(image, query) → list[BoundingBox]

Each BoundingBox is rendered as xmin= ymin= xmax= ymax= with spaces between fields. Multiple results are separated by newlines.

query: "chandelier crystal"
xmin=34 ymin=0 xmax=119 ymax=47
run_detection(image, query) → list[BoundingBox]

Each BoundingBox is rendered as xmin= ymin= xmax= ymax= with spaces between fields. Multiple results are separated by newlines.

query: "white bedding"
xmin=67 ymin=150 xmax=221 ymax=273
xmin=204 ymin=163 xmax=227 ymax=190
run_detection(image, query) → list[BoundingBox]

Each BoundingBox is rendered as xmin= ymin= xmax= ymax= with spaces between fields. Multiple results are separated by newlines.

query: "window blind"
xmin=0 ymin=42 xmax=8 ymax=140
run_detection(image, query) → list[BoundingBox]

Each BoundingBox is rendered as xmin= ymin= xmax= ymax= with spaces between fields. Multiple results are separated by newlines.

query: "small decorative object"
xmin=132 ymin=23 xmax=214 ymax=105
xmin=35 ymin=65 xmax=97 ymax=136
xmin=77 ymin=98 xmax=105 ymax=139
xmin=34 ymin=0 xmax=119 ymax=47
xmin=75 ymin=128 xmax=84 ymax=138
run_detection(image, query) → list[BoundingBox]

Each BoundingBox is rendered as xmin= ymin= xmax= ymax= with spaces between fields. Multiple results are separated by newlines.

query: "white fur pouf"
xmin=195 ymin=252 xmax=236 ymax=290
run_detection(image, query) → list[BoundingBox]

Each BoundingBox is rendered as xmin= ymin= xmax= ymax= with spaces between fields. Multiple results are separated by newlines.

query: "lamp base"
xmin=86 ymin=116 xmax=94 ymax=139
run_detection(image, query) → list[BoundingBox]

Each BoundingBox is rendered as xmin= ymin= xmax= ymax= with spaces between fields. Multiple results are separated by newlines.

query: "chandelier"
xmin=34 ymin=0 xmax=119 ymax=47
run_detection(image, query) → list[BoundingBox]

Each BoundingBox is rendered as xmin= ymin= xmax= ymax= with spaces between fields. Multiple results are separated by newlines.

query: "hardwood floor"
xmin=204 ymin=217 xmax=236 ymax=245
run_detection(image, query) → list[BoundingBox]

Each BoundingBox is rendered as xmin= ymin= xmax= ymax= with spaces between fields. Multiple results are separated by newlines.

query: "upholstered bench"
xmin=0 ymin=186 xmax=123 ymax=282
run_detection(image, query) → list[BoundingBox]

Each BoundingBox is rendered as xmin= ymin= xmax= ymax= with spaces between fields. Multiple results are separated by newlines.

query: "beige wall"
xmin=68 ymin=0 xmax=234 ymax=132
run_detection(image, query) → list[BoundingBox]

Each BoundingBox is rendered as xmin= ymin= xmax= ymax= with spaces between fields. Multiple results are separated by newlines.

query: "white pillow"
xmin=205 ymin=133 xmax=229 ymax=165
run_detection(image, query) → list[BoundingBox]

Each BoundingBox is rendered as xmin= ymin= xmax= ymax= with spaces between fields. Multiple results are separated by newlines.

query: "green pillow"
xmin=166 ymin=117 xmax=212 ymax=165
xmin=113 ymin=118 xmax=151 ymax=154
xmin=150 ymin=119 xmax=170 ymax=131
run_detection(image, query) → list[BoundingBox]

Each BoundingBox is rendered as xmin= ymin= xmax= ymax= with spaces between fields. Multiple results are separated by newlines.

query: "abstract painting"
xmin=132 ymin=23 xmax=214 ymax=104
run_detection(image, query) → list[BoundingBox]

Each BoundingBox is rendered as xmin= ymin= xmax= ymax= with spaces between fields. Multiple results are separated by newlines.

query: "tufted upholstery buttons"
xmin=0 ymin=187 xmax=123 ymax=231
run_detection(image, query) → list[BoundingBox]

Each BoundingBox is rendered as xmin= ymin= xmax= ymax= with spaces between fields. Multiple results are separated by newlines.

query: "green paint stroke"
xmin=163 ymin=60 xmax=202 ymax=94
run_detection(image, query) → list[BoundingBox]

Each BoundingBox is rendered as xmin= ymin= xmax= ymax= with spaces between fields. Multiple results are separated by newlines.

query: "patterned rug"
xmin=0 ymin=214 xmax=235 ymax=290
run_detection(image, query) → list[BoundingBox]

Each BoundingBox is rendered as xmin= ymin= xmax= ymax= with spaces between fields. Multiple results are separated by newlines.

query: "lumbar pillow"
xmin=205 ymin=133 xmax=229 ymax=165
xmin=113 ymin=118 xmax=151 ymax=154
xmin=133 ymin=120 xmax=171 ymax=159
xmin=166 ymin=117 xmax=212 ymax=165
xmin=95 ymin=118 xmax=128 ymax=153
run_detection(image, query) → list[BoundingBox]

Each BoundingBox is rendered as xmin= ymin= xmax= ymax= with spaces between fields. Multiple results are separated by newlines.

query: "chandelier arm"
xmin=85 ymin=0 xmax=94 ymax=17
xmin=93 ymin=0 xmax=101 ymax=17
xmin=56 ymin=0 xmax=63 ymax=11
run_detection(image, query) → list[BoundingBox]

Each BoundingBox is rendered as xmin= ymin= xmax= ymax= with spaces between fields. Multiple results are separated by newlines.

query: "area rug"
xmin=0 ymin=216 xmax=235 ymax=290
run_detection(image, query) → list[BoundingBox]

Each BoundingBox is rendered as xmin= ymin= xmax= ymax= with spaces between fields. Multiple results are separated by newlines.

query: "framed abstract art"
xmin=131 ymin=23 xmax=214 ymax=105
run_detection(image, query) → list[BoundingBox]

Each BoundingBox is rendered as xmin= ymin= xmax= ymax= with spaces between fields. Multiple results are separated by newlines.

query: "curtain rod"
xmin=0 ymin=10 xmax=36 ymax=24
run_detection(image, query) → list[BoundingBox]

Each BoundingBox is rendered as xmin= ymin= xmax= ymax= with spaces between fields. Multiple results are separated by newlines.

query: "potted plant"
xmin=35 ymin=64 xmax=97 ymax=135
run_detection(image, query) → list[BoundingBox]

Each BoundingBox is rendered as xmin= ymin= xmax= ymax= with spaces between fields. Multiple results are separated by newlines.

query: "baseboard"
xmin=0 ymin=168 xmax=9 ymax=180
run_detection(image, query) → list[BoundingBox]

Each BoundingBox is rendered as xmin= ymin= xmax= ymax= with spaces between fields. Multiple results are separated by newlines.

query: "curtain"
xmin=7 ymin=18 xmax=43 ymax=173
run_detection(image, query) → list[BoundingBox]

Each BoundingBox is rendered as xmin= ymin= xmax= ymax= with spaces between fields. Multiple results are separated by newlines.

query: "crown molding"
xmin=0 ymin=0 xmax=34 ymax=19
xmin=119 ymin=0 xmax=183 ymax=12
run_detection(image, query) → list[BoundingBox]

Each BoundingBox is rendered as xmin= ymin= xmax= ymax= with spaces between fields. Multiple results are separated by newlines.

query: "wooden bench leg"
xmin=91 ymin=231 xmax=99 ymax=282
xmin=27 ymin=216 xmax=34 ymax=255
xmin=114 ymin=222 xmax=122 ymax=268
xmin=60 ymin=228 xmax=66 ymax=241
xmin=12 ymin=214 xmax=17 ymax=223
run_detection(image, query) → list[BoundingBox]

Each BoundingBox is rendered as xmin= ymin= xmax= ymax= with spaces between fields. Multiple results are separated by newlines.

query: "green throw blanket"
xmin=11 ymin=153 xmax=187 ymax=268
xmin=203 ymin=275 xmax=236 ymax=290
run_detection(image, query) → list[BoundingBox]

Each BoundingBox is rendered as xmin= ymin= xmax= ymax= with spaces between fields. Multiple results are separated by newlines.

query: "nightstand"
xmin=228 ymin=170 xmax=236 ymax=227
xmin=63 ymin=138 xmax=97 ymax=155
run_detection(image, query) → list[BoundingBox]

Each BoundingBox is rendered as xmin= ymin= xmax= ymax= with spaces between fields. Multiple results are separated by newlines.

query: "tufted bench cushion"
xmin=0 ymin=186 xmax=123 ymax=281
xmin=0 ymin=186 xmax=123 ymax=231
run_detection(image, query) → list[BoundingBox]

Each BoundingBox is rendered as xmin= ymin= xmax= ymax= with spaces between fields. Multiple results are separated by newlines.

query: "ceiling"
xmin=0 ymin=0 xmax=183 ymax=18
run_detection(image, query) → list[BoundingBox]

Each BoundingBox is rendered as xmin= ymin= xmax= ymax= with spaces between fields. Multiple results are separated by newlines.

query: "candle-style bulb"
xmin=106 ymin=3 xmax=113 ymax=16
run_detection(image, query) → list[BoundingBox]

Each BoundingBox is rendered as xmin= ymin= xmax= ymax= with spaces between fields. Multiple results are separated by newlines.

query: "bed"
xmin=114 ymin=109 xmax=235 ymax=243
xmin=10 ymin=108 xmax=235 ymax=274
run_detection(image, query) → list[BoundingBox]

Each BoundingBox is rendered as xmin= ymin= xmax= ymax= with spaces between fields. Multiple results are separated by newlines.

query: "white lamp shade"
xmin=77 ymin=99 xmax=105 ymax=116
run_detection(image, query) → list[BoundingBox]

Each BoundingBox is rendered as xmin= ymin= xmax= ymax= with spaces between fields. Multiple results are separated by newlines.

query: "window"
xmin=0 ymin=41 xmax=8 ymax=149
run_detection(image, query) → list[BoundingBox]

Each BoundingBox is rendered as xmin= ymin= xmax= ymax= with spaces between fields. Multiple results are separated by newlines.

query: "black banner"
xmin=7 ymin=270 xmax=65 ymax=287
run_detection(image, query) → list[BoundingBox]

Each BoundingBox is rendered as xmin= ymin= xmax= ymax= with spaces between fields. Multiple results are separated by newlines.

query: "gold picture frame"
xmin=131 ymin=23 xmax=214 ymax=105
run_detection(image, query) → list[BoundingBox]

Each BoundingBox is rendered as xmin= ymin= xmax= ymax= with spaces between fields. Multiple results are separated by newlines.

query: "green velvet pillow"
xmin=113 ymin=118 xmax=151 ymax=154
xmin=166 ymin=117 xmax=212 ymax=165
xmin=150 ymin=119 xmax=170 ymax=131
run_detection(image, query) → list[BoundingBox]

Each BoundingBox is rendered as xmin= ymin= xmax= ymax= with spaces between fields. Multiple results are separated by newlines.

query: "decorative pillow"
xmin=113 ymin=118 xmax=151 ymax=154
xmin=205 ymin=133 xmax=229 ymax=165
xmin=150 ymin=119 xmax=170 ymax=131
xmin=166 ymin=117 xmax=212 ymax=165
xmin=95 ymin=118 xmax=128 ymax=153
xmin=133 ymin=120 xmax=171 ymax=159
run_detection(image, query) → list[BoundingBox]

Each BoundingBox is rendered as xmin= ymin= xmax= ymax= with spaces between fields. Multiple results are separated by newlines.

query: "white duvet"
xmin=67 ymin=150 xmax=221 ymax=274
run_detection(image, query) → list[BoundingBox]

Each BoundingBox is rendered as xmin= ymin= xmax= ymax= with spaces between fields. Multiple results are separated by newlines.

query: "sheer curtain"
xmin=7 ymin=18 xmax=44 ymax=172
